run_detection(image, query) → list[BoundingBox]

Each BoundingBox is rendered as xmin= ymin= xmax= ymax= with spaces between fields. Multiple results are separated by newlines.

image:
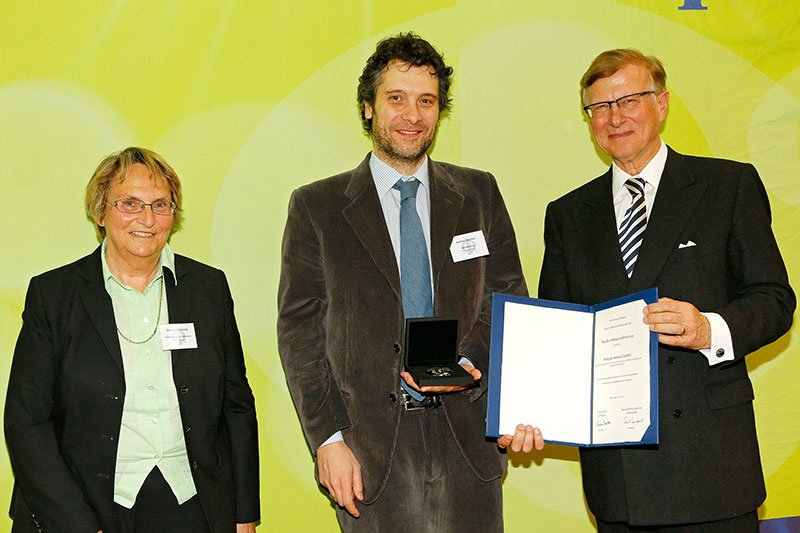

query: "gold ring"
xmin=680 ymin=324 xmax=686 ymax=335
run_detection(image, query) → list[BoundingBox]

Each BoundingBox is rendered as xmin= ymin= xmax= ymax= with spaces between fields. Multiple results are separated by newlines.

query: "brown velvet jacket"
xmin=277 ymin=154 xmax=527 ymax=503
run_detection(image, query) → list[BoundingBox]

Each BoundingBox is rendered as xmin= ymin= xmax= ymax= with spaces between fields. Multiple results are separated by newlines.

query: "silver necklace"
xmin=117 ymin=277 xmax=164 ymax=344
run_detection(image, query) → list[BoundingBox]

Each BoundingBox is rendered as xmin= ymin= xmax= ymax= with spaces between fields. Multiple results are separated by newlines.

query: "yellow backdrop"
xmin=1 ymin=1 xmax=797 ymax=530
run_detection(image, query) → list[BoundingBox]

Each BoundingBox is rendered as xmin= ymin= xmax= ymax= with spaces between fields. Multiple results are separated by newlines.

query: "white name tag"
xmin=159 ymin=323 xmax=198 ymax=350
xmin=450 ymin=230 xmax=489 ymax=262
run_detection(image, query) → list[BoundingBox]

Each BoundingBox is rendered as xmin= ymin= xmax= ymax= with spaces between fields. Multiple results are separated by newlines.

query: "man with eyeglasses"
xmin=506 ymin=48 xmax=794 ymax=532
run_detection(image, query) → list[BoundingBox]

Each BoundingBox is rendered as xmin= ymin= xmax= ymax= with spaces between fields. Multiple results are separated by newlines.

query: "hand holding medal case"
xmin=403 ymin=317 xmax=474 ymax=387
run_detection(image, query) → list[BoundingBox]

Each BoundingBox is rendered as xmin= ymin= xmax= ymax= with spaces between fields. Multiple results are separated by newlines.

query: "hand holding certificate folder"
xmin=487 ymin=288 xmax=659 ymax=447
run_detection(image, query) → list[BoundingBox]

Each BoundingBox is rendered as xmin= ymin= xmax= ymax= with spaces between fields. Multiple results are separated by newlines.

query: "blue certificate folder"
xmin=486 ymin=288 xmax=659 ymax=447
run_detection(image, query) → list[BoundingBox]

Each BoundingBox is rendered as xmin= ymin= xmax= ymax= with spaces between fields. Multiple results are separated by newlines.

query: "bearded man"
xmin=277 ymin=32 xmax=527 ymax=532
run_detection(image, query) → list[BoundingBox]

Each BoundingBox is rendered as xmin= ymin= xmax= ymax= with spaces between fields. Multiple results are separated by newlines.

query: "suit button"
xmin=672 ymin=409 xmax=683 ymax=418
xmin=179 ymin=386 xmax=189 ymax=395
xmin=191 ymin=461 xmax=199 ymax=471
xmin=100 ymin=434 xmax=115 ymax=441
xmin=715 ymin=348 xmax=725 ymax=358
xmin=665 ymin=355 xmax=675 ymax=365
xmin=393 ymin=343 xmax=401 ymax=353
xmin=388 ymin=393 xmax=397 ymax=402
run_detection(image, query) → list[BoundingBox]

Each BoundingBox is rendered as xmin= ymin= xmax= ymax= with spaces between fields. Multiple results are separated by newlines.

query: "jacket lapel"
xmin=164 ymin=259 xmax=195 ymax=383
xmin=579 ymin=171 xmax=631 ymax=296
xmin=77 ymin=247 xmax=125 ymax=377
xmin=342 ymin=155 xmax=401 ymax=299
xmin=629 ymin=148 xmax=707 ymax=291
xmin=163 ymin=262 xmax=191 ymax=325
xmin=428 ymin=161 xmax=464 ymax=291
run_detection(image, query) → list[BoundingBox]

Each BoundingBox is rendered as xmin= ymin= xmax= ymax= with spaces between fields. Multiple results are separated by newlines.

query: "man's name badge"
xmin=450 ymin=230 xmax=489 ymax=262
xmin=159 ymin=323 xmax=198 ymax=350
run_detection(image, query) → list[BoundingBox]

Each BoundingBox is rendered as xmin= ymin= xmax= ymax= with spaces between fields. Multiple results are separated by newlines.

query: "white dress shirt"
xmin=611 ymin=141 xmax=734 ymax=366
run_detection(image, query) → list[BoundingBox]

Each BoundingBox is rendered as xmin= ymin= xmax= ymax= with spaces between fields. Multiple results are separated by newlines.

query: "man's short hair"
xmin=580 ymin=48 xmax=667 ymax=104
xmin=85 ymin=146 xmax=183 ymax=242
xmin=357 ymin=32 xmax=454 ymax=134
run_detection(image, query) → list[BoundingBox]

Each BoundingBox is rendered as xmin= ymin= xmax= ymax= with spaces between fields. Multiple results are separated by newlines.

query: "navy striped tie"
xmin=619 ymin=177 xmax=647 ymax=278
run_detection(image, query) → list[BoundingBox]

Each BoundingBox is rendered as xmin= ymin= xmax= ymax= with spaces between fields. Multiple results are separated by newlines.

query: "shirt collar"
xmin=612 ymin=140 xmax=667 ymax=195
xmin=369 ymin=151 xmax=430 ymax=198
xmin=101 ymin=239 xmax=177 ymax=289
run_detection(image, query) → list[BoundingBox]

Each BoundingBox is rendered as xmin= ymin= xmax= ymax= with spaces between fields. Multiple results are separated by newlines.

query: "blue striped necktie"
xmin=394 ymin=178 xmax=433 ymax=401
xmin=618 ymin=177 xmax=647 ymax=278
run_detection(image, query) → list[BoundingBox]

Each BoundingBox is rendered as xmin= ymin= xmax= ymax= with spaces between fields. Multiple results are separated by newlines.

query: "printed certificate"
xmin=486 ymin=289 xmax=658 ymax=447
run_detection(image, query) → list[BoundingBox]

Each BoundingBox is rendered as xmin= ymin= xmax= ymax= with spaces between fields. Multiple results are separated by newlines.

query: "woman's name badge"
xmin=159 ymin=323 xmax=198 ymax=350
xmin=450 ymin=230 xmax=489 ymax=262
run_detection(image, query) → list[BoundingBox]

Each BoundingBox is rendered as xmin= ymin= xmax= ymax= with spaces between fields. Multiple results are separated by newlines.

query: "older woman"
xmin=4 ymin=147 xmax=259 ymax=532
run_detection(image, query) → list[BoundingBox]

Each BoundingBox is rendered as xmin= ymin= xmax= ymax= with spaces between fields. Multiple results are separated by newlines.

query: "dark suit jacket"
xmin=539 ymin=147 xmax=795 ymax=525
xmin=4 ymin=247 xmax=260 ymax=533
xmin=277 ymin=154 xmax=527 ymax=503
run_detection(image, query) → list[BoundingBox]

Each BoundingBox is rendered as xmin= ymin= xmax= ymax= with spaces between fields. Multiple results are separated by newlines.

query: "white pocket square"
xmin=678 ymin=240 xmax=697 ymax=249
